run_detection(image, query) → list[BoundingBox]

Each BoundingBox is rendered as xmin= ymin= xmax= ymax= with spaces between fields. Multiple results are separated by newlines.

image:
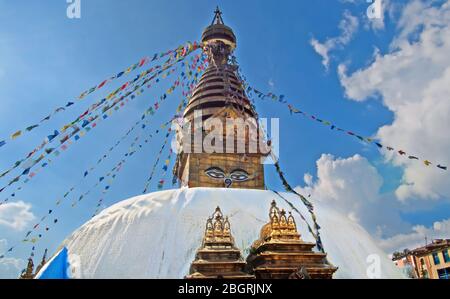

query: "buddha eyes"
xmin=230 ymin=169 xmax=249 ymax=182
xmin=205 ymin=167 xmax=225 ymax=179
xmin=205 ymin=167 xmax=250 ymax=182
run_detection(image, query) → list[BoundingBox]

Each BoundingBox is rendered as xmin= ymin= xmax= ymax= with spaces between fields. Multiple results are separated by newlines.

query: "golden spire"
xmin=247 ymin=201 xmax=338 ymax=279
xmin=212 ymin=6 xmax=225 ymax=25
xmin=260 ymin=200 xmax=301 ymax=243
xmin=34 ymin=248 xmax=48 ymax=275
xmin=202 ymin=206 xmax=234 ymax=245
xmin=187 ymin=206 xmax=255 ymax=279
xmin=20 ymin=257 xmax=34 ymax=279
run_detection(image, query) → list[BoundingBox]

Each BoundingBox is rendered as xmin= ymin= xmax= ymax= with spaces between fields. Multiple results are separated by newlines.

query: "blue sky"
xmin=1 ymin=0 xmax=449 ymax=277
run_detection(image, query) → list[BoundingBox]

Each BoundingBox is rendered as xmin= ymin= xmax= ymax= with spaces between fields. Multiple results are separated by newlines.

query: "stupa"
xmin=34 ymin=9 xmax=405 ymax=280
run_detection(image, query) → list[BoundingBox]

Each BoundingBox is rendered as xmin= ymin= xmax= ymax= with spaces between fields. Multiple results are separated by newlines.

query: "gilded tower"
xmin=186 ymin=207 xmax=255 ymax=279
xmin=246 ymin=201 xmax=337 ymax=279
xmin=173 ymin=8 xmax=269 ymax=189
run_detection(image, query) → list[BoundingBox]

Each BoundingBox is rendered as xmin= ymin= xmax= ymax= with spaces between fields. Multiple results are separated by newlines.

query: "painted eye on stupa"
xmin=205 ymin=167 xmax=226 ymax=179
xmin=230 ymin=169 xmax=249 ymax=182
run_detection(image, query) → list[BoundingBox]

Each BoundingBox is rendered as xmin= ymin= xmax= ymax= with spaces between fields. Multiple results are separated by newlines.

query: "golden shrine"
xmin=246 ymin=201 xmax=337 ymax=279
xmin=186 ymin=207 xmax=255 ymax=279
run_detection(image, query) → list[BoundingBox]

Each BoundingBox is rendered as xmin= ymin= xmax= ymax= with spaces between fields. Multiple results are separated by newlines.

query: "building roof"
xmin=412 ymin=239 xmax=450 ymax=256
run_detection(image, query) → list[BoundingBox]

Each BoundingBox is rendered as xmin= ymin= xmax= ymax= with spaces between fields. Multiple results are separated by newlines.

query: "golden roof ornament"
xmin=247 ymin=200 xmax=338 ymax=279
xmin=186 ymin=206 xmax=254 ymax=279
xmin=19 ymin=257 xmax=35 ymax=279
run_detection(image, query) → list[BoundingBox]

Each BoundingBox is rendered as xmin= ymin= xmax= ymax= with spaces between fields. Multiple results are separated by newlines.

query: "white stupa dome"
xmin=45 ymin=187 xmax=404 ymax=278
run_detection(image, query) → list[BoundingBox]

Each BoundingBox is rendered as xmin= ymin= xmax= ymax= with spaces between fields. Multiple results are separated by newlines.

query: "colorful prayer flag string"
xmin=228 ymin=54 xmax=448 ymax=172
xmin=141 ymin=56 xmax=206 ymax=193
xmin=0 ymin=41 xmax=201 ymax=150
xmin=0 ymin=52 xmax=193 ymax=199
xmin=0 ymin=57 xmax=206 ymax=259
xmin=22 ymin=118 xmax=174 ymax=251
xmin=25 ymin=114 xmax=179 ymax=249
xmin=0 ymin=43 xmax=200 ymax=192
xmin=241 ymin=83 xmax=448 ymax=172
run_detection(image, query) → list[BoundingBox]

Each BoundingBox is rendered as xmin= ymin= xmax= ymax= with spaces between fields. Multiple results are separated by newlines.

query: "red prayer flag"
xmin=98 ymin=80 xmax=108 ymax=89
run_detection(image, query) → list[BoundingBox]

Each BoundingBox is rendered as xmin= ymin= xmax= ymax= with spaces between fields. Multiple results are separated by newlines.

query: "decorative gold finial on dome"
xmin=187 ymin=206 xmax=254 ymax=279
xmin=261 ymin=200 xmax=301 ymax=242
xmin=202 ymin=206 xmax=234 ymax=245
xmin=247 ymin=201 xmax=338 ymax=279
xmin=20 ymin=257 xmax=35 ymax=279
xmin=212 ymin=6 xmax=225 ymax=25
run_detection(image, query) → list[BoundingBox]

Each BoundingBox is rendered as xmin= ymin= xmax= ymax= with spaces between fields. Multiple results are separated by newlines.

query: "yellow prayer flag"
xmin=11 ymin=130 xmax=22 ymax=139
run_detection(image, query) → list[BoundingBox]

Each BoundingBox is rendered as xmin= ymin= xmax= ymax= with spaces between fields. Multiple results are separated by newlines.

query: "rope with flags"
xmin=229 ymin=54 xmax=447 ymax=172
xmin=0 ymin=51 xmax=197 ymax=200
xmin=142 ymin=127 xmax=172 ymax=194
xmin=0 ymin=53 xmax=206 ymax=260
xmin=0 ymin=41 xmax=201 ymax=150
xmin=141 ymin=55 xmax=206 ymax=193
xmin=0 ymin=47 xmax=194 ymax=191
xmin=91 ymin=123 xmax=171 ymax=217
xmin=20 ymin=61 xmax=206 ymax=253
xmin=246 ymin=86 xmax=448 ymax=172
xmin=0 ymin=64 xmax=175 ymax=191
xmin=0 ymin=42 xmax=197 ymax=176
xmin=271 ymin=190 xmax=320 ymax=246
xmin=22 ymin=118 xmax=174 ymax=250
xmin=2 ymin=109 xmax=167 ymax=256
xmin=271 ymin=155 xmax=325 ymax=252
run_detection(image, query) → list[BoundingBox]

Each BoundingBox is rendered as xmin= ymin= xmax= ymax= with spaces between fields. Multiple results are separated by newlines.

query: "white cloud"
xmin=310 ymin=10 xmax=359 ymax=70
xmin=0 ymin=239 xmax=25 ymax=278
xmin=295 ymin=153 xmax=448 ymax=254
xmin=297 ymin=154 xmax=408 ymax=236
xmin=378 ymin=218 xmax=450 ymax=253
xmin=0 ymin=201 xmax=35 ymax=231
xmin=338 ymin=0 xmax=450 ymax=201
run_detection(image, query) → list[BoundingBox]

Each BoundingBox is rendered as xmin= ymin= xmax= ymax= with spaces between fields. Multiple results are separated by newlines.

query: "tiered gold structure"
xmin=173 ymin=7 xmax=268 ymax=189
xmin=20 ymin=258 xmax=35 ymax=279
xmin=19 ymin=249 xmax=47 ymax=279
xmin=186 ymin=207 xmax=255 ymax=279
xmin=246 ymin=201 xmax=338 ymax=279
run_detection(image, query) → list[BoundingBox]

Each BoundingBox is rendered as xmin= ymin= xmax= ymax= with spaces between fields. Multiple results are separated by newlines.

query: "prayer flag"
xmin=11 ymin=130 xmax=22 ymax=139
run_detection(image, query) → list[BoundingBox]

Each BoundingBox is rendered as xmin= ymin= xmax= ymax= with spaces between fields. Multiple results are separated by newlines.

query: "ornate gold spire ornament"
xmin=34 ymin=248 xmax=48 ymax=276
xmin=246 ymin=200 xmax=338 ymax=279
xmin=186 ymin=206 xmax=254 ymax=279
xmin=19 ymin=257 xmax=35 ymax=279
